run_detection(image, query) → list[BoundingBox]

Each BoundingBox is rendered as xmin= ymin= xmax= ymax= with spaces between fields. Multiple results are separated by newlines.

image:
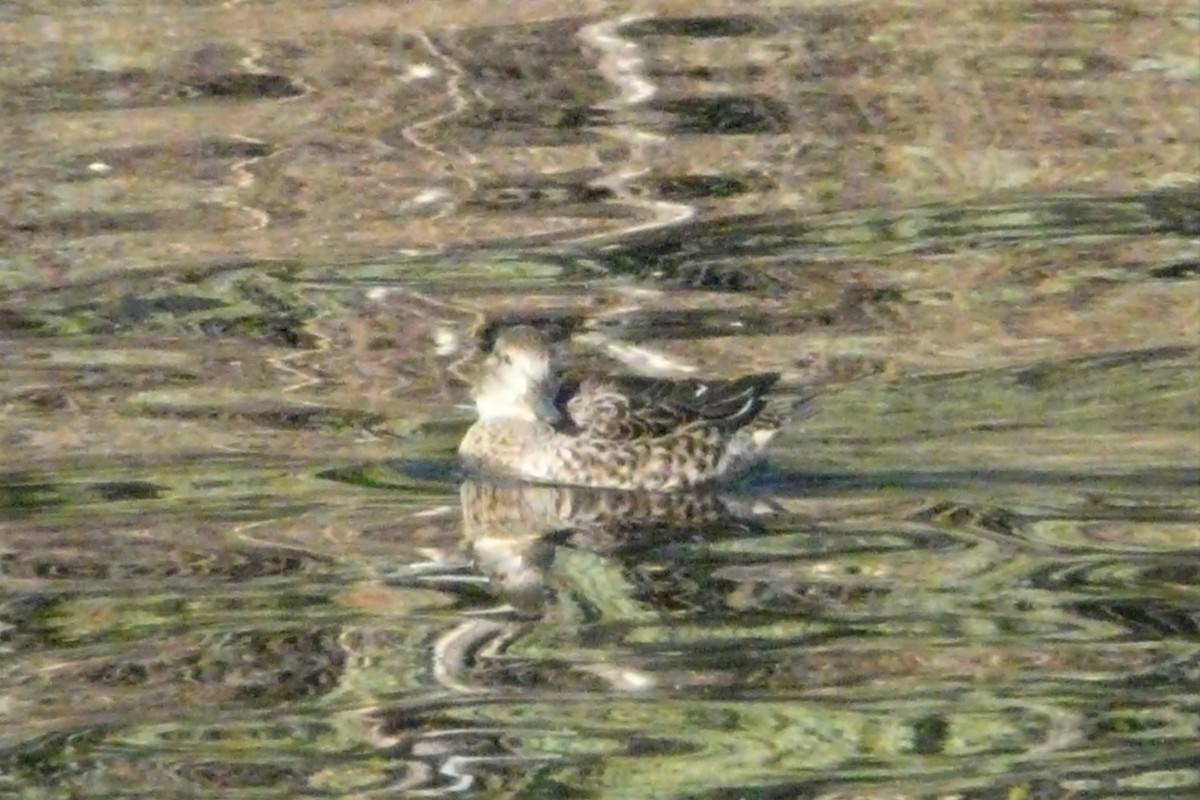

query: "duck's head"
xmin=471 ymin=326 xmax=560 ymax=423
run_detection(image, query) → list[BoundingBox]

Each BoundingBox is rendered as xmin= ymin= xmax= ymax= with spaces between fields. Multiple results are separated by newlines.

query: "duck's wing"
xmin=556 ymin=371 xmax=782 ymax=440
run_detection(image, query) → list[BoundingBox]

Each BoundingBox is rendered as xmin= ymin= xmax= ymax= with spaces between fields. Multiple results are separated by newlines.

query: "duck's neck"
xmin=475 ymin=393 xmax=559 ymax=426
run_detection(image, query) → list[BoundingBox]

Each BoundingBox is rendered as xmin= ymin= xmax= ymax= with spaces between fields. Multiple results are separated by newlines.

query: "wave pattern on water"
xmin=2 ymin=1 xmax=1199 ymax=797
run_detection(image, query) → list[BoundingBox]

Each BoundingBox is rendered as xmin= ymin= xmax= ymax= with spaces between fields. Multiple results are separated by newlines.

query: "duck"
xmin=457 ymin=326 xmax=808 ymax=492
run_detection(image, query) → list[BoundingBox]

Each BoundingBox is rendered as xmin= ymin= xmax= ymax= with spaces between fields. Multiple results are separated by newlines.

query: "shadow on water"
xmin=2 ymin=2 xmax=1200 ymax=798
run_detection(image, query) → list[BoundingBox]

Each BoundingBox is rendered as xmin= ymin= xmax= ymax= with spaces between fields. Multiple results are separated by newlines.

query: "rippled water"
xmin=2 ymin=1 xmax=1199 ymax=797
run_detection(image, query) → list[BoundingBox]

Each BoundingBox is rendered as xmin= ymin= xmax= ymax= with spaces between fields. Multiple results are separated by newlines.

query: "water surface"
xmin=1 ymin=1 xmax=1198 ymax=797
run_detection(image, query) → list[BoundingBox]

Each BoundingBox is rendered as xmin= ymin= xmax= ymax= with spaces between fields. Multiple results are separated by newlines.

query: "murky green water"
xmin=3 ymin=2 xmax=1199 ymax=797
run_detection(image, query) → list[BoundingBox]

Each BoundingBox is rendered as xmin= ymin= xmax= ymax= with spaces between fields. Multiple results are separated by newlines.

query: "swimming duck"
xmin=457 ymin=326 xmax=806 ymax=492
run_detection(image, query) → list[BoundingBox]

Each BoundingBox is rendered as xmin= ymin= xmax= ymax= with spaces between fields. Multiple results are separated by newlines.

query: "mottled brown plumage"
xmin=458 ymin=326 xmax=807 ymax=492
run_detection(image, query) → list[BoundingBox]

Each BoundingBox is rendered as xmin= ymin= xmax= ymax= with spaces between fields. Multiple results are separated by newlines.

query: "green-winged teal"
xmin=458 ymin=326 xmax=807 ymax=491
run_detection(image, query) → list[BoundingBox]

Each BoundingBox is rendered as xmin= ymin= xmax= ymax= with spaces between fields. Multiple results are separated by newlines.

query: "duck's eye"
xmin=498 ymin=352 xmax=512 ymax=366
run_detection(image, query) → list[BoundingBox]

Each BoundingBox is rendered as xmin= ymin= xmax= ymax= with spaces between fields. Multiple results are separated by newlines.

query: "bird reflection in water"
xmin=459 ymin=478 xmax=778 ymax=620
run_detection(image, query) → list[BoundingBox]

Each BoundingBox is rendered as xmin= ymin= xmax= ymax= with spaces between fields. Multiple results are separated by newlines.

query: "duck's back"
xmin=560 ymin=372 xmax=781 ymax=442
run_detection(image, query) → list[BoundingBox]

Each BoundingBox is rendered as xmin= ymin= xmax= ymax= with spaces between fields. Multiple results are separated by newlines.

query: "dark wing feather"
xmin=556 ymin=371 xmax=781 ymax=440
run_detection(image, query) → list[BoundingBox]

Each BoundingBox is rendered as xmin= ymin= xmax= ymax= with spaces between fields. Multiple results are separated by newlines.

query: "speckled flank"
xmin=457 ymin=326 xmax=798 ymax=491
